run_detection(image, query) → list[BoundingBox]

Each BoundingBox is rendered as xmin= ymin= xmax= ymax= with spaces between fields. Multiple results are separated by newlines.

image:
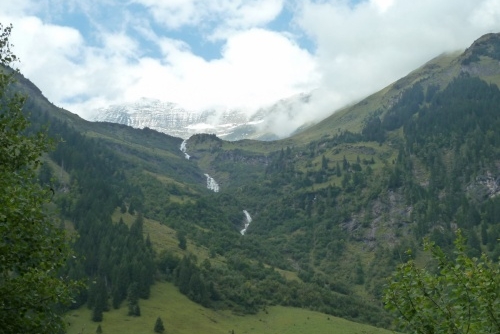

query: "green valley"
xmin=3 ymin=27 xmax=500 ymax=333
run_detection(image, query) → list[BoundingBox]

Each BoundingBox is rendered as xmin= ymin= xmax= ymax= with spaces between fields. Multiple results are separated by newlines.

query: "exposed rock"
xmin=467 ymin=172 xmax=500 ymax=202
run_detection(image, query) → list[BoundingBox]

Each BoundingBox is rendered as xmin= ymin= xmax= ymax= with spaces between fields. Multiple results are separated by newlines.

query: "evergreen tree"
xmin=130 ymin=212 xmax=144 ymax=239
xmin=127 ymin=282 xmax=141 ymax=316
xmin=91 ymin=277 xmax=108 ymax=322
xmin=177 ymin=230 xmax=187 ymax=250
xmin=342 ymin=156 xmax=350 ymax=170
xmin=96 ymin=324 xmax=103 ymax=333
xmin=154 ymin=317 xmax=165 ymax=333
xmin=120 ymin=202 xmax=127 ymax=213
xmin=128 ymin=201 xmax=135 ymax=215
xmin=130 ymin=303 xmax=141 ymax=317
xmin=92 ymin=302 xmax=104 ymax=322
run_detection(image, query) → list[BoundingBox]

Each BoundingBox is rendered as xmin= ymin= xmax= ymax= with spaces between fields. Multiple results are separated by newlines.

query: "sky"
xmin=1 ymin=0 xmax=500 ymax=134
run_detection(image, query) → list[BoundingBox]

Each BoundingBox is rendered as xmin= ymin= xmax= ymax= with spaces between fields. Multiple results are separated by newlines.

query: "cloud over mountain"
xmin=1 ymin=0 xmax=500 ymax=137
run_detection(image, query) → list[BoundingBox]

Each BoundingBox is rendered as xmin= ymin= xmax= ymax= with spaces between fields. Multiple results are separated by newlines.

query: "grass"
xmin=66 ymin=282 xmax=395 ymax=334
xmin=111 ymin=209 xmax=226 ymax=265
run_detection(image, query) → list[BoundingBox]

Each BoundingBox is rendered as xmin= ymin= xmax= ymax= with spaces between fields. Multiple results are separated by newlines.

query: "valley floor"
xmin=66 ymin=281 xmax=394 ymax=334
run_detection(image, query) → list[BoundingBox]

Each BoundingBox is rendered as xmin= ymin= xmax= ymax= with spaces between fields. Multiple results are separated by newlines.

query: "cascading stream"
xmin=240 ymin=210 xmax=252 ymax=235
xmin=179 ymin=138 xmax=220 ymax=192
xmin=180 ymin=139 xmax=190 ymax=160
xmin=204 ymin=174 xmax=219 ymax=192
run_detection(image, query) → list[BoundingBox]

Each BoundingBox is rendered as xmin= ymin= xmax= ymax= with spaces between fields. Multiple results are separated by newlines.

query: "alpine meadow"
xmin=1 ymin=22 xmax=500 ymax=334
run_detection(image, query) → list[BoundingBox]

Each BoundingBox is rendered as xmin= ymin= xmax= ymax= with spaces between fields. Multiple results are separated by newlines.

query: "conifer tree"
xmin=177 ymin=230 xmax=187 ymax=250
xmin=91 ymin=277 xmax=108 ymax=322
xmin=154 ymin=316 xmax=165 ymax=333
xmin=92 ymin=301 xmax=104 ymax=322
xmin=127 ymin=282 xmax=141 ymax=316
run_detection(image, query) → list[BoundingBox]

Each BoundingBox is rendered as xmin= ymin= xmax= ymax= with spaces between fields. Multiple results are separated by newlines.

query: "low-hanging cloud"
xmin=1 ymin=0 xmax=500 ymax=138
xmin=294 ymin=0 xmax=500 ymax=114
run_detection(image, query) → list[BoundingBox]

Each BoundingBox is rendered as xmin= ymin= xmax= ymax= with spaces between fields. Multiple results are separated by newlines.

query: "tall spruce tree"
xmin=154 ymin=317 xmax=165 ymax=333
xmin=91 ymin=277 xmax=108 ymax=322
xmin=127 ymin=282 xmax=141 ymax=316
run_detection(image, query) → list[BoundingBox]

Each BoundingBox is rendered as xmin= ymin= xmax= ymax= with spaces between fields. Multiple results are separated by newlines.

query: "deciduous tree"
xmin=384 ymin=230 xmax=500 ymax=333
xmin=0 ymin=23 xmax=79 ymax=333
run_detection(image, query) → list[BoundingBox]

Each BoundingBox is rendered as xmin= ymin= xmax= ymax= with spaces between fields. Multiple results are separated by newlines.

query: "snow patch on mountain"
xmin=91 ymin=97 xmax=263 ymax=140
xmin=90 ymin=93 xmax=317 ymax=141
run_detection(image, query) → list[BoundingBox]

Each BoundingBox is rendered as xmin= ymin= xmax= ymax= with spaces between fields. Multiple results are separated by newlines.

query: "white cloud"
xmin=371 ymin=0 xmax=395 ymax=13
xmin=127 ymin=28 xmax=318 ymax=112
xmin=2 ymin=0 xmax=500 ymax=138
xmin=470 ymin=0 xmax=500 ymax=29
xmin=132 ymin=0 xmax=285 ymax=36
xmin=4 ymin=16 xmax=85 ymax=96
xmin=2 ymin=10 xmax=318 ymax=118
xmin=294 ymin=0 xmax=500 ymax=116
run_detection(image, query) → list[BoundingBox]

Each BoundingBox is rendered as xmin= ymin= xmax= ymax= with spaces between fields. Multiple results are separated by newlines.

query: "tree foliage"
xmin=154 ymin=316 xmax=165 ymax=333
xmin=0 ymin=23 xmax=79 ymax=333
xmin=384 ymin=230 xmax=500 ymax=333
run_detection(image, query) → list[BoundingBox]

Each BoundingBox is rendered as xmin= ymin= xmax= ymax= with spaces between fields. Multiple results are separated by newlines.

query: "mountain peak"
xmin=91 ymin=98 xmax=264 ymax=140
xmin=461 ymin=32 xmax=500 ymax=65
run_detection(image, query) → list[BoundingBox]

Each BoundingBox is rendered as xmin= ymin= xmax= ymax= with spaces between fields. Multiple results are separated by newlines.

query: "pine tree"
xmin=177 ymin=230 xmax=187 ymax=250
xmin=127 ymin=282 xmax=141 ymax=316
xmin=129 ymin=212 xmax=144 ymax=239
xmin=96 ymin=324 xmax=103 ymax=333
xmin=154 ymin=316 xmax=165 ymax=333
xmin=128 ymin=201 xmax=135 ymax=215
xmin=335 ymin=162 xmax=342 ymax=177
xmin=92 ymin=302 xmax=103 ymax=322
xmin=91 ymin=277 xmax=108 ymax=322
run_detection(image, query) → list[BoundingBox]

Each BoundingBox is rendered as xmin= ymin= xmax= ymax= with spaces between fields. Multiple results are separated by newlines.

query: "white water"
xmin=204 ymin=174 xmax=219 ymax=192
xmin=180 ymin=139 xmax=190 ymax=160
xmin=240 ymin=210 xmax=252 ymax=235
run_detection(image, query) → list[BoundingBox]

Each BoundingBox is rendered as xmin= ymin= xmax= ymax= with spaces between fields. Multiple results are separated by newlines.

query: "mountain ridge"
xmin=91 ymin=92 xmax=315 ymax=141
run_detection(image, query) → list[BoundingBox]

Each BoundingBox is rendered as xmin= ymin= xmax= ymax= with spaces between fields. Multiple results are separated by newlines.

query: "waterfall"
xmin=204 ymin=174 xmax=219 ymax=192
xmin=240 ymin=210 xmax=252 ymax=235
xmin=180 ymin=139 xmax=190 ymax=160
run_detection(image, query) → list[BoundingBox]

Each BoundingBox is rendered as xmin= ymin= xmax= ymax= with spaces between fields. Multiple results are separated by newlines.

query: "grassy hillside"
xmin=66 ymin=282 xmax=393 ymax=334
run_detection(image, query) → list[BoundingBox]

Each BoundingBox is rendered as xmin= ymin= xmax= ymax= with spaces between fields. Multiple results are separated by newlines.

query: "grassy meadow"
xmin=66 ymin=282 xmax=395 ymax=334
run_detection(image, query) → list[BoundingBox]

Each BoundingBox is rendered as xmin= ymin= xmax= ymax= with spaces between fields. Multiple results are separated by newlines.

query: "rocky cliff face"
xmin=467 ymin=172 xmax=500 ymax=202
